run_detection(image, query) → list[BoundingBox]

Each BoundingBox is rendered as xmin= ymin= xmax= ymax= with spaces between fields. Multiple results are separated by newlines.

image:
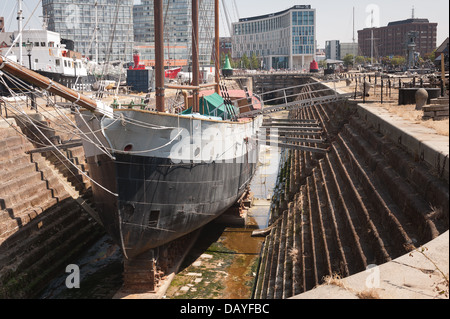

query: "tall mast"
xmin=215 ymin=0 xmax=220 ymax=94
xmin=154 ymin=0 xmax=165 ymax=112
xmin=370 ymin=9 xmax=374 ymax=65
xmin=192 ymin=0 xmax=200 ymax=112
xmin=95 ymin=1 xmax=99 ymax=63
xmin=17 ymin=0 xmax=23 ymax=66
xmin=352 ymin=7 xmax=355 ymax=43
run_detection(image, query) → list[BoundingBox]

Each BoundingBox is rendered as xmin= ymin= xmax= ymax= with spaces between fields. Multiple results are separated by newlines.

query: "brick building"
xmin=358 ymin=18 xmax=437 ymax=59
xmin=0 ymin=17 xmax=4 ymax=33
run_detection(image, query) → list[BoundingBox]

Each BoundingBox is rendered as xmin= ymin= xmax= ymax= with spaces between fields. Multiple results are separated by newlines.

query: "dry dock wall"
xmin=254 ymin=79 xmax=449 ymax=299
xmin=0 ymin=111 xmax=103 ymax=298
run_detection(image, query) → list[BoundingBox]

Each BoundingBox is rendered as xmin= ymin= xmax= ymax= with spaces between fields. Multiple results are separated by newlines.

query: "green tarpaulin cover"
xmin=181 ymin=93 xmax=237 ymax=119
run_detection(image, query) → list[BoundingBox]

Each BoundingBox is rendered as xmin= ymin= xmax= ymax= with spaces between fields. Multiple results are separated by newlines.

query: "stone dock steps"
xmin=254 ymin=94 xmax=449 ymax=299
xmin=0 ymin=115 xmax=102 ymax=298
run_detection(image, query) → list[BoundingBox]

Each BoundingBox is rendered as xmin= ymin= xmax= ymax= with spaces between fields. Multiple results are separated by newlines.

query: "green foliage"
xmin=343 ymin=54 xmax=355 ymax=67
xmin=241 ymin=53 xmax=250 ymax=69
xmin=391 ymin=55 xmax=406 ymax=66
xmin=250 ymin=53 xmax=260 ymax=70
xmin=355 ymin=56 xmax=367 ymax=65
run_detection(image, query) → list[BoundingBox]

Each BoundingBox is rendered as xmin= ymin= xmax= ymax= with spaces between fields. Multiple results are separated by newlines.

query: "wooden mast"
xmin=215 ymin=0 xmax=220 ymax=95
xmin=0 ymin=56 xmax=98 ymax=112
xmin=192 ymin=0 xmax=200 ymax=113
xmin=154 ymin=0 xmax=165 ymax=112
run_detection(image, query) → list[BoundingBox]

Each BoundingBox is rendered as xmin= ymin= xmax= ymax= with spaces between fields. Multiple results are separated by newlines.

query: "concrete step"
xmin=0 ymin=158 xmax=36 ymax=184
xmin=281 ymin=202 xmax=294 ymax=299
xmin=0 ymin=196 xmax=59 ymax=239
xmin=0 ymin=157 xmax=69 ymax=206
xmin=266 ymin=216 xmax=282 ymax=299
xmin=311 ymin=168 xmax=336 ymax=278
xmin=0 ymin=198 xmax=80 ymax=262
xmin=0 ymin=135 xmax=25 ymax=150
xmin=0 ymin=177 xmax=53 ymax=210
xmin=318 ymin=159 xmax=351 ymax=277
xmin=0 ymin=169 xmax=43 ymax=195
xmin=340 ymin=123 xmax=422 ymax=251
xmin=299 ymin=184 xmax=314 ymax=293
xmin=349 ymin=116 xmax=449 ymax=212
xmin=344 ymin=116 xmax=447 ymax=239
xmin=0 ymin=215 xmax=102 ymax=298
xmin=305 ymin=176 xmax=323 ymax=290
xmin=0 ymin=144 xmax=31 ymax=162
xmin=422 ymin=105 xmax=449 ymax=112
xmin=291 ymin=194 xmax=303 ymax=296
xmin=254 ymin=223 xmax=273 ymax=299
xmin=429 ymin=97 xmax=449 ymax=105
xmin=332 ymin=141 xmax=393 ymax=264
xmin=273 ymin=210 xmax=288 ymax=299
xmin=324 ymin=151 xmax=368 ymax=273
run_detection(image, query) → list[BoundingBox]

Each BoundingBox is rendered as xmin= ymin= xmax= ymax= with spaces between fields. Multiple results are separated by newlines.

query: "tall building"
xmin=232 ymin=5 xmax=316 ymax=70
xmin=340 ymin=42 xmax=358 ymax=58
xmin=325 ymin=40 xmax=340 ymax=60
xmin=133 ymin=0 xmax=215 ymax=68
xmin=42 ymin=0 xmax=134 ymax=63
xmin=358 ymin=18 xmax=437 ymax=59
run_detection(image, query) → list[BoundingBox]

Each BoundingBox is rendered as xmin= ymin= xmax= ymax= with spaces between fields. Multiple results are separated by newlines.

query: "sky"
xmin=1 ymin=0 xmax=448 ymax=48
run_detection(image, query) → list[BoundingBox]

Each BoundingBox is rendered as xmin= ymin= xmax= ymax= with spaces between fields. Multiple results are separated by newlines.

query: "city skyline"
xmin=1 ymin=0 xmax=448 ymax=50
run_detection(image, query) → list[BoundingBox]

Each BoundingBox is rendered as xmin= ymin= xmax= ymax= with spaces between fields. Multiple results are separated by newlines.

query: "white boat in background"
xmin=0 ymin=29 xmax=93 ymax=91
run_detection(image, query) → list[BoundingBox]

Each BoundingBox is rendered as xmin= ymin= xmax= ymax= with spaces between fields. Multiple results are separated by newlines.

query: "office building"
xmin=232 ymin=5 xmax=316 ymax=70
xmin=340 ymin=42 xmax=358 ymax=58
xmin=325 ymin=40 xmax=340 ymax=60
xmin=358 ymin=18 xmax=437 ymax=59
xmin=133 ymin=0 xmax=215 ymax=67
xmin=42 ymin=0 xmax=134 ymax=62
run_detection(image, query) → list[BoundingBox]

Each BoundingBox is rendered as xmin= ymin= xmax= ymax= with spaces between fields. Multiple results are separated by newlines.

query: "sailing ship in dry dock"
xmin=0 ymin=0 xmax=263 ymax=260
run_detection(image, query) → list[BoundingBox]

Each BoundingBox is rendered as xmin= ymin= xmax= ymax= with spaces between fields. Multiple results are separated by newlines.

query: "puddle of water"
xmin=164 ymin=224 xmax=263 ymax=299
xmin=221 ymin=228 xmax=264 ymax=299
xmin=165 ymin=144 xmax=285 ymax=299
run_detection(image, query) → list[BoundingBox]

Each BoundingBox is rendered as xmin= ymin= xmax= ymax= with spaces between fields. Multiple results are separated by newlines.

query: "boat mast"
xmin=370 ymin=9 xmax=374 ymax=65
xmin=215 ymin=0 xmax=220 ymax=94
xmin=352 ymin=7 xmax=355 ymax=44
xmin=17 ymin=0 xmax=23 ymax=66
xmin=154 ymin=0 xmax=165 ymax=112
xmin=95 ymin=1 xmax=99 ymax=63
xmin=192 ymin=0 xmax=200 ymax=113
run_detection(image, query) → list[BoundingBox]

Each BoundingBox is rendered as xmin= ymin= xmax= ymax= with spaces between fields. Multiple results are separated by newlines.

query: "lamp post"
xmin=25 ymin=39 xmax=33 ymax=69
xmin=25 ymin=39 xmax=36 ymax=111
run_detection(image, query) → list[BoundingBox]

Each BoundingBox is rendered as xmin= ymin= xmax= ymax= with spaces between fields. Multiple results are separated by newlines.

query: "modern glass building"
xmin=42 ymin=0 xmax=134 ymax=63
xmin=232 ymin=5 xmax=316 ymax=70
xmin=133 ymin=0 xmax=215 ymax=68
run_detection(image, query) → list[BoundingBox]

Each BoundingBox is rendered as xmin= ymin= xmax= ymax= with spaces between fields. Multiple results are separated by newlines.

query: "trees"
xmin=343 ymin=54 xmax=355 ymax=67
xmin=250 ymin=53 xmax=260 ymax=70
xmin=241 ymin=53 xmax=250 ymax=69
xmin=355 ymin=55 xmax=366 ymax=65
xmin=424 ymin=49 xmax=436 ymax=62
xmin=391 ymin=56 xmax=406 ymax=67
xmin=234 ymin=53 xmax=262 ymax=70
